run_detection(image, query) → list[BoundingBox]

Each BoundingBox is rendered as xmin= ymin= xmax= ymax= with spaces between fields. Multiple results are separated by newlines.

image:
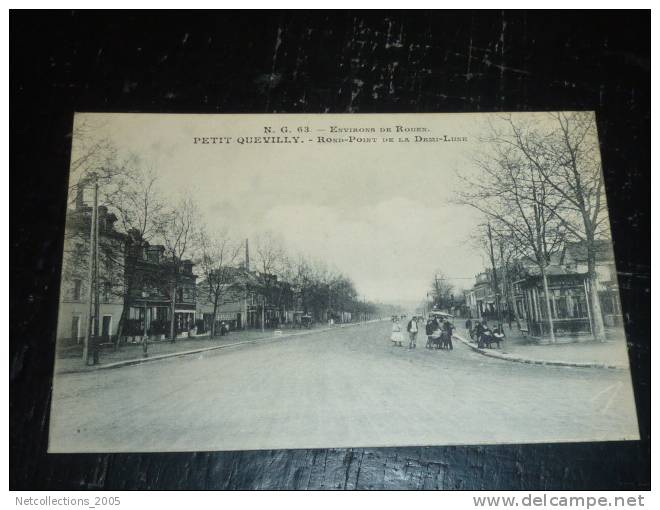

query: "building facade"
xmin=196 ymin=268 xmax=257 ymax=333
xmin=467 ymin=240 xmax=622 ymax=339
xmin=512 ymin=267 xmax=591 ymax=337
xmin=57 ymin=188 xmax=200 ymax=346
xmin=123 ymin=236 xmax=198 ymax=340
xmin=560 ymin=240 xmax=622 ymax=327
xmin=56 ymin=200 xmax=126 ymax=347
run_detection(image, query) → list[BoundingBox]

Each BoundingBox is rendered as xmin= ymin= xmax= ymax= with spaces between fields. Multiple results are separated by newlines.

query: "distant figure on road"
xmin=465 ymin=318 xmax=472 ymax=333
xmin=473 ymin=321 xmax=484 ymax=344
xmin=425 ymin=318 xmax=434 ymax=348
xmin=443 ymin=320 xmax=454 ymax=350
xmin=407 ymin=317 xmax=418 ymax=349
xmin=390 ymin=320 xmax=404 ymax=347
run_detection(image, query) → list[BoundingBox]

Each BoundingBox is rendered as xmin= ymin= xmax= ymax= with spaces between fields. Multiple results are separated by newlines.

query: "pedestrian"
xmin=431 ymin=315 xmax=440 ymax=331
xmin=425 ymin=318 xmax=434 ymax=348
xmin=407 ymin=316 xmax=418 ymax=349
xmin=431 ymin=322 xmax=443 ymax=349
xmin=390 ymin=319 xmax=404 ymax=347
xmin=474 ymin=321 xmax=485 ymax=346
xmin=443 ymin=320 xmax=454 ymax=350
xmin=465 ymin=318 xmax=472 ymax=333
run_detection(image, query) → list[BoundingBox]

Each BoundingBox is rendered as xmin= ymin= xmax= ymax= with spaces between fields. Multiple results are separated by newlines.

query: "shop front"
xmin=516 ymin=272 xmax=592 ymax=338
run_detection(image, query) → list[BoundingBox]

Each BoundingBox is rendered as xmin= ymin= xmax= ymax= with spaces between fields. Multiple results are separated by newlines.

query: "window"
xmin=572 ymin=293 xmax=587 ymax=318
xmin=555 ymin=296 xmax=569 ymax=319
xmin=72 ymin=279 xmax=82 ymax=301
xmin=103 ymin=281 xmax=112 ymax=303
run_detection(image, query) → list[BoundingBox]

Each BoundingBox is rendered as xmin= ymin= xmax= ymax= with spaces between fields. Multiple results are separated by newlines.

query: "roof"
xmin=197 ymin=267 xmax=260 ymax=288
xmin=524 ymin=265 xmax=578 ymax=277
xmin=513 ymin=265 xmax=587 ymax=286
xmin=563 ymin=240 xmax=615 ymax=263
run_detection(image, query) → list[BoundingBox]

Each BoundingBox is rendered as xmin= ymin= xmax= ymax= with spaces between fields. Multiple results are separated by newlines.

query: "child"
xmin=391 ymin=320 xmax=404 ymax=347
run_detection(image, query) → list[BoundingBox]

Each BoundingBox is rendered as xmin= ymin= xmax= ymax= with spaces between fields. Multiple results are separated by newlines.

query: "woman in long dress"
xmin=391 ymin=320 xmax=404 ymax=347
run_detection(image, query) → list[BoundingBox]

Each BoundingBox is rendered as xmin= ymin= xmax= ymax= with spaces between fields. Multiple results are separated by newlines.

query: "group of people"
xmin=390 ymin=315 xmax=454 ymax=350
xmin=465 ymin=318 xmax=506 ymax=348
xmin=424 ymin=316 xmax=454 ymax=350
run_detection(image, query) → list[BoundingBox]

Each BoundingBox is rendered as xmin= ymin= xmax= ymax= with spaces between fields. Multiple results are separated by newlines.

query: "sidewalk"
xmin=454 ymin=325 xmax=630 ymax=369
xmin=55 ymin=320 xmax=382 ymax=375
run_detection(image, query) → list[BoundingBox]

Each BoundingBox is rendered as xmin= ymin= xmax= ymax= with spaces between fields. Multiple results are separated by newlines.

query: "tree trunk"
xmin=170 ymin=281 xmax=176 ymax=342
xmin=211 ymin=295 xmax=218 ymax=338
xmin=261 ymin=301 xmax=265 ymax=333
xmin=115 ymin=304 xmax=128 ymax=351
xmin=587 ymin=252 xmax=606 ymax=341
xmin=540 ymin=267 xmax=556 ymax=343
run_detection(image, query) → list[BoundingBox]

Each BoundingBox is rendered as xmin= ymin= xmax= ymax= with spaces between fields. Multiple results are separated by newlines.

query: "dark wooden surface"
xmin=10 ymin=11 xmax=650 ymax=490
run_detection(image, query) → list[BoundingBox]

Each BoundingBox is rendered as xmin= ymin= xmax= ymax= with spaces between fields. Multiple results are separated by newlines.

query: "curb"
xmin=56 ymin=319 xmax=385 ymax=375
xmin=453 ymin=333 xmax=626 ymax=370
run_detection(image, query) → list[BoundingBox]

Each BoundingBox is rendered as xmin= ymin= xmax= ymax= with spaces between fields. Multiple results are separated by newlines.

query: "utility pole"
xmin=83 ymin=175 xmax=99 ymax=365
xmin=82 ymin=178 xmax=95 ymax=363
xmin=92 ymin=179 xmax=100 ymax=364
xmin=486 ymin=222 xmax=502 ymax=327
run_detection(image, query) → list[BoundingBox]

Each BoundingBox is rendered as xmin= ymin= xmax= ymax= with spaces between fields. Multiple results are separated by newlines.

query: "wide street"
xmin=48 ymin=321 xmax=639 ymax=453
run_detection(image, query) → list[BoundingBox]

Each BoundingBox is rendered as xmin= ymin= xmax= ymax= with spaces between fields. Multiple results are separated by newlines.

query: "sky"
xmin=70 ymin=112 xmax=518 ymax=307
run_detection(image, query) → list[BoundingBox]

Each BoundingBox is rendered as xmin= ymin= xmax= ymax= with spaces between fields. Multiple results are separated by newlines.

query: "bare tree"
xmin=429 ymin=270 xmax=455 ymax=311
xmin=158 ymin=195 xmax=199 ymax=341
xmin=253 ymin=232 xmax=287 ymax=328
xmin=113 ymin=165 xmax=167 ymax=243
xmin=468 ymin=221 xmax=523 ymax=327
xmin=197 ymin=228 xmax=240 ymax=337
xmin=108 ymin=165 xmax=168 ymax=346
xmin=68 ymin=118 xmax=134 ymax=208
xmin=290 ymin=255 xmax=315 ymax=317
xmin=457 ymin=127 xmax=566 ymax=342
xmin=503 ymin=112 xmax=609 ymax=340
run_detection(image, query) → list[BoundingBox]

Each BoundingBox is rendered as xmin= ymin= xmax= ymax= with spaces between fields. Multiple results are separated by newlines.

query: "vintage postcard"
xmin=48 ymin=112 xmax=639 ymax=453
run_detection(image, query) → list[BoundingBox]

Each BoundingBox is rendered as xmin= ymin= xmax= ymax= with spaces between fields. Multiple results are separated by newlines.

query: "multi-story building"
xmin=196 ymin=267 xmax=258 ymax=332
xmin=466 ymin=271 xmax=497 ymax=320
xmin=123 ymin=235 xmax=198 ymax=340
xmin=57 ymin=189 xmax=199 ymax=346
xmin=56 ymin=197 xmax=126 ymax=346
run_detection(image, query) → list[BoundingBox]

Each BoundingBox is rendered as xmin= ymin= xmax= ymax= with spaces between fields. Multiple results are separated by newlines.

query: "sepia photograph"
xmin=47 ymin=112 xmax=639 ymax=453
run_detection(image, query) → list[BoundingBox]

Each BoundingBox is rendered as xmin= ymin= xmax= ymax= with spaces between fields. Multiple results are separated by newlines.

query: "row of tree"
xmin=67 ymin=120 xmax=387 ymax=343
xmin=456 ymin=112 xmax=610 ymax=342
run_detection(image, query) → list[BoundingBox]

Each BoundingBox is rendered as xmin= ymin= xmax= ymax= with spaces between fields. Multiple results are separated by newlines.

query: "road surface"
xmin=48 ymin=321 xmax=639 ymax=452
